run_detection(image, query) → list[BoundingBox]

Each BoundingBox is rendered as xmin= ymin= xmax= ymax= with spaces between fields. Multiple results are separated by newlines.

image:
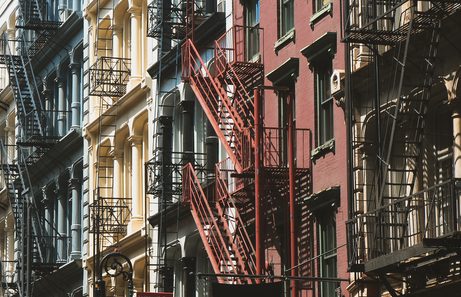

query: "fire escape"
xmin=145 ymin=0 xmax=209 ymax=292
xmin=181 ymin=23 xmax=311 ymax=284
xmin=0 ymin=0 xmax=64 ymax=296
xmin=87 ymin=0 xmax=132 ymax=292
xmin=344 ymin=0 xmax=461 ymax=294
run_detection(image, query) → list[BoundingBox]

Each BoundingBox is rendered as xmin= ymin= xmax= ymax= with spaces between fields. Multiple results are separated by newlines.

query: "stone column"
xmin=72 ymin=0 xmax=80 ymax=12
xmin=69 ymin=177 xmax=81 ymax=259
xmin=5 ymin=225 xmax=14 ymax=282
xmin=4 ymin=125 xmax=14 ymax=163
xmin=180 ymin=101 xmax=195 ymax=166
xmin=113 ymin=149 xmax=123 ymax=199
xmin=55 ymin=180 xmax=68 ymax=262
xmin=128 ymin=6 xmax=142 ymax=84
xmin=113 ymin=25 xmax=123 ymax=59
xmin=42 ymin=186 xmax=53 ymax=262
xmin=69 ymin=62 xmax=81 ymax=130
xmin=128 ymin=135 xmax=143 ymax=231
xmin=55 ymin=70 xmax=67 ymax=136
xmin=42 ymin=83 xmax=54 ymax=137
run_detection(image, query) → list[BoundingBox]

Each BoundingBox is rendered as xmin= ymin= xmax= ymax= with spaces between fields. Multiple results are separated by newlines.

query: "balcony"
xmin=145 ymin=150 xmax=208 ymax=198
xmin=89 ymin=57 xmax=131 ymax=98
xmin=147 ymin=0 xmax=206 ymax=40
xmin=347 ymin=179 xmax=461 ymax=273
xmin=343 ymin=0 xmax=461 ymax=45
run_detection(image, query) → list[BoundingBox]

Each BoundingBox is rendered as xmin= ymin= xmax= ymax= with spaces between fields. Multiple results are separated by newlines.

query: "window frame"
xmin=315 ymin=59 xmax=334 ymax=147
xmin=280 ymin=0 xmax=295 ymax=38
xmin=245 ymin=0 xmax=260 ymax=62
xmin=318 ymin=210 xmax=338 ymax=297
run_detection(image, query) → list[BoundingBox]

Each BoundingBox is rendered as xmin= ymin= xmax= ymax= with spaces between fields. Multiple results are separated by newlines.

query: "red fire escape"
xmin=181 ymin=25 xmax=310 ymax=287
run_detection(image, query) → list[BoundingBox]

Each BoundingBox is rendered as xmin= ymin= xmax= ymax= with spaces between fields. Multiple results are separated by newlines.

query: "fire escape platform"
xmin=18 ymin=20 xmax=62 ymax=30
xmin=231 ymin=167 xmax=310 ymax=203
xmin=225 ymin=62 xmax=264 ymax=82
xmin=343 ymin=2 xmax=460 ymax=45
xmin=356 ymin=231 xmax=461 ymax=274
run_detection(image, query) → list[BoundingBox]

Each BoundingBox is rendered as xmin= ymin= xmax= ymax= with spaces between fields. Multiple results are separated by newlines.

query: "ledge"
xmin=310 ymin=2 xmax=332 ymax=27
xmin=301 ymin=31 xmax=337 ymax=65
xmin=266 ymin=57 xmax=299 ymax=86
xmin=311 ymin=138 xmax=335 ymax=160
xmin=304 ymin=186 xmax=340 ymax=212
xmin=274 ymin=29 xmax=295 ymax=53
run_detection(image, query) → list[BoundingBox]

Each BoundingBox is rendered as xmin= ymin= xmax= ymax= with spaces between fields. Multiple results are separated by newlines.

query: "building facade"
xmin=344 ymin=1 xmax=461 ymax=296
xmin=146 ymin=0 xmax=349 ymax=297
xmin=0 ymin=0 xmax=85 ymax=296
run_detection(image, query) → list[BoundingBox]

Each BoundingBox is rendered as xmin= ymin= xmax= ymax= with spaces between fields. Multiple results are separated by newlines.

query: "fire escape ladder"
xmin=95 ymin=0 xmax=114 ymax=56
xmin=344 ymin=1 xmax=451 ymax=268
xmin=182 ymin=163 xmax=254 ymax=283
xmin=0 ymin=141 xmax=54 ymax=297
xmin=1 ymin=32 xmax=46 ymax=143
xmin=90 ymin=96 xmax=131 ymax=255
xmin=373 ymin=7 xmax=442 ymax=253
xmin=89 ymin=0 xmax=132 ymax=279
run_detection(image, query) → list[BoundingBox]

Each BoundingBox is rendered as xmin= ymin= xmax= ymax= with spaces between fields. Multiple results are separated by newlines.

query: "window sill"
xmin=274 ymin=29 xmax=295 ymax=53
xmin=310 ymin=2 xmax=332 ymax=27
xmin=311 ymin=138 xmax=335 ymax=160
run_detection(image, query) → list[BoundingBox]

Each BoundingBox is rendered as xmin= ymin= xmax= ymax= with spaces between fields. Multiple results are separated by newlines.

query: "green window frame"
xmin=318 ymin=211 xmax=338 ymax=297
xmin=315 ymin=60 xmax=333 ymax=146
xmin=245 ymin=0 xmax=260 ymax=61
xmin=315 ymin=0 xmax=331 ymax=13
xmin=280 ymin=0 xmax=294 ymax=37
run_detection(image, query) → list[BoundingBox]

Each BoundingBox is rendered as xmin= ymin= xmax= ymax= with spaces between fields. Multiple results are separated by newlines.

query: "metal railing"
xmin=89 ymin=57 xmax=131 ymax=98
xmin=347 ymin=179 xmax=461 ymax=266
xmin=182 ymin=163 xmax=252 ymax=284
xmin=145 ymin=150 xmax=208 ymax=198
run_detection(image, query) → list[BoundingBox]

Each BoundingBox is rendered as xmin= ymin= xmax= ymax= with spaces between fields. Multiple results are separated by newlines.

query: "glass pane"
xmin=281 ymin=0 xmax=294 ymax=36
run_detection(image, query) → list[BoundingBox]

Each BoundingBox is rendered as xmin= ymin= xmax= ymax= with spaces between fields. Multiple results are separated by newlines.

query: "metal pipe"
xmin=254 ymin=88 xmax=263 ymax=279
xmin=288 ymin=92 xmax=297 ymax=297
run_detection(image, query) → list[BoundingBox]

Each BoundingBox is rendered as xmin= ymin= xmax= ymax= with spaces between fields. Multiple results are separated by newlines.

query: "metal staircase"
xmin=181 ymin=25 xmax=264 ymax=173
xmin=182 ymin=162 xmax=256 ymax=283
xmin=146 ymin=0 xmax=208 ymax=291
xmin=18 ymin=0 xmax=62 ymax=30
xmin=0 ymin=32 xmax=47 ymax=143
xmin=344 ymin=0 xmax=460 ymax=269
xmin=180 ymin=26 xmax=264 ymax=281
xmin=0 ymin=140 xmax=59 ymax=297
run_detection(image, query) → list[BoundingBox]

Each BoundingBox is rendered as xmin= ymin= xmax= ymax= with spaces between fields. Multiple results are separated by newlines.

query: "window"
xmin=318 ymin=211 xmax=337 ymax=297
xmin=280 ymin=0 xmax=294 ymax=37
xmin=278 ymin=88 xmax=295 ymax=166
xmin=315 ymin=60 xmax=333 ymax=146
xmin=245 ymin=0 xmax=260 ymax=61
xmin=315 ymin=0 xmax=330 ymax=13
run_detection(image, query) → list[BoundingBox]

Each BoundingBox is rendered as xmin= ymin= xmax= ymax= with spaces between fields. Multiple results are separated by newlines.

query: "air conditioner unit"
xmin=330 ymin=69 xmax=345 ymax=96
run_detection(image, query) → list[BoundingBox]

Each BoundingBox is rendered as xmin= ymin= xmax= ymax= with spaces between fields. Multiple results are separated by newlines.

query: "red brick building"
xmin=231 ymin=1 xmax=349 ymax=296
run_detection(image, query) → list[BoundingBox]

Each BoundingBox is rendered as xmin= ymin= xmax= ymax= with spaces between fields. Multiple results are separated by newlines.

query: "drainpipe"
xmin=288 ymin=92 xmax=297 ymax=297
xmin=254 ymin=88 xmax=263 ymax=279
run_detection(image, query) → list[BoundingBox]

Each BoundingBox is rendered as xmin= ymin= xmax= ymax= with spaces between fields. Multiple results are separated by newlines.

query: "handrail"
xmin=182 ymin=39 xmax=244 ymax=172
xmin=183 ymin=163 xmax=246 ymax=284
xmin=347 ymin=178 xmax=460 ymax=265
xmin=215 ymin=163 xmax=256 ymax=276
